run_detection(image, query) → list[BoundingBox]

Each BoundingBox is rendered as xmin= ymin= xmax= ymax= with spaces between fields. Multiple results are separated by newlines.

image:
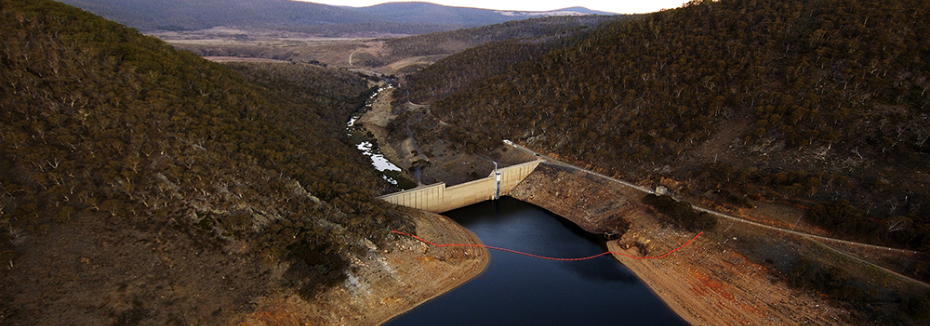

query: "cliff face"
xmin=508 ymin=163 xmax=636 ymax=235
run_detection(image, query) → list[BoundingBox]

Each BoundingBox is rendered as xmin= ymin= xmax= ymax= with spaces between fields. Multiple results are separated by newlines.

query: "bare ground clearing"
xmin=153 ymin=30 xmax=441 ymax=75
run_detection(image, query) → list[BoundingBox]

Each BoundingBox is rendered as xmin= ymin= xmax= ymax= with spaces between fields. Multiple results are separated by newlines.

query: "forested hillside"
xmin=0 ymin=0 xmax=411 ymax=323
xmin=396 ymin=0 xmax=930 ymax=252
xmin=223 ymin=62 xmax=381 ymax=137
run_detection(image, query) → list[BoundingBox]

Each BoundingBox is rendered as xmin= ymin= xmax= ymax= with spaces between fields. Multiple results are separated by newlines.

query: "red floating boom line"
xmin=391 ymin=230 xmax=702 ymax=261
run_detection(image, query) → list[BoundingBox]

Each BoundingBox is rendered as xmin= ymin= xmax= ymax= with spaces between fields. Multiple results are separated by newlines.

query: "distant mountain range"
xmin=352 ymin=2 xmax=612 ymax=25
xmin=55 ymin=0 xmax=614 ymax=34
xmin=494 ymin=6 xmax=614 ymax=17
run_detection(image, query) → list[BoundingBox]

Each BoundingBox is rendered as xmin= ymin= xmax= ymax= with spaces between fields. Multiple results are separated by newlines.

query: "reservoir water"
xmin=385 ymin=197 xmax=687 ymax=325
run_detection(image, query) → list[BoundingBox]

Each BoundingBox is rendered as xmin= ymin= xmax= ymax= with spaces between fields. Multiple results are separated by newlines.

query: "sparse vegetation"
xmin=786 ymin=258 xmax=862 ymax=301
xmin=642 ymin=194 xmax=717 ymax=231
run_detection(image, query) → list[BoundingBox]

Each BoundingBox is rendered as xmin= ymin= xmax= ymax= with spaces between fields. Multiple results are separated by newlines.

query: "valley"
xmin=2 ymin=0 xmax=929 ymax=325
xmin=357 ymin=73 xmax=927 ymax=324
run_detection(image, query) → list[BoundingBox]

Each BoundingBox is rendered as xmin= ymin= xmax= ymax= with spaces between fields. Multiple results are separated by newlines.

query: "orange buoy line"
xmin=391 ymin=230 xmax=702 ymax=261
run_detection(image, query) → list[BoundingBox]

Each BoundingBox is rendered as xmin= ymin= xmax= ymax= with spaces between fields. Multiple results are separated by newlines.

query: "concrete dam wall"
xmin=377 ymin=160 xmax=542 ymax=213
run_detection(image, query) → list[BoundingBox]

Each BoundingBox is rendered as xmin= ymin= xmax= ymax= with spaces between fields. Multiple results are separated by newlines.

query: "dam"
xmin=377 ymin=160 xmax=542 ymax=212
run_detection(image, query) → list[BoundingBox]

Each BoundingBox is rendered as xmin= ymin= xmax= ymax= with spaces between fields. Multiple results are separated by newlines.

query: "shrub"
xmin=643 ymin=194 xmax=717 ymax=231
xmin=805 ymin=200 xmax=877 ymax=237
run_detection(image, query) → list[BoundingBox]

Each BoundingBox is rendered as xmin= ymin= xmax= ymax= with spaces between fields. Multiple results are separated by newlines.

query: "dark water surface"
xmin=385 ymin=197 xmax=687 ymax=326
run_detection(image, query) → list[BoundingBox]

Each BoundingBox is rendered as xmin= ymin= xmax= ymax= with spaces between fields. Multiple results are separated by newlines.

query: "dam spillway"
xmin=377 ymin=160 xmax=542 ymax=213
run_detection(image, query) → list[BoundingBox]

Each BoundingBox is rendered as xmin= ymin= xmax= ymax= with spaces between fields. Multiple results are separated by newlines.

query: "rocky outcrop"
xmin=508 ymin=163 xmax=637 ymax=236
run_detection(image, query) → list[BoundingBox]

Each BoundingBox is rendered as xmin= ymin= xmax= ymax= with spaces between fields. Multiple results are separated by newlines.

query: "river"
xmin=385 ymin=197 xmax=687 ymax=325
xmin=347 ymin=85 xmax=416 ymax=189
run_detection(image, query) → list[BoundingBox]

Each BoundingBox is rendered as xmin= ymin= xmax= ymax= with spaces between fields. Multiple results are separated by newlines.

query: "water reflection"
xmin=385 ymin=197 xmax=686 ymax=326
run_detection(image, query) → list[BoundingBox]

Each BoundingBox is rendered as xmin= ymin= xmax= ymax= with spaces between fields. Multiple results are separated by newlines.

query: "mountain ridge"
xmin=55 ymin=0 xmax=616 ymax=34
xmin=494 ymin=6 xmax=616 ymax=17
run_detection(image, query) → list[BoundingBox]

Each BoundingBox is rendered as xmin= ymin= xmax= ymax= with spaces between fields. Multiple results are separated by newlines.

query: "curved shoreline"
xmin=373 ymin=212 xmax=490 ymax=325
xmin=607 ymin=240 xmax=704 ymax=326
xmin=508 ymin=163 xmax=848 ymax=325
xmin=239 ymin=211 xmax=489 ymax=326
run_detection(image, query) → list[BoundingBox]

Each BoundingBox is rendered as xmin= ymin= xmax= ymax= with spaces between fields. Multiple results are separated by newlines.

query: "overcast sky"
xmin=306 ymin=0 xmax=687 ymax=14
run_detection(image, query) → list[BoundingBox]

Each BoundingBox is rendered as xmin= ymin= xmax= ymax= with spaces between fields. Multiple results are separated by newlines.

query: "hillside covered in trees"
xmin=395 ymin=0 xmax=930 ymax=278
xmin=0 ymin=0 xmax=414 ymax=323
